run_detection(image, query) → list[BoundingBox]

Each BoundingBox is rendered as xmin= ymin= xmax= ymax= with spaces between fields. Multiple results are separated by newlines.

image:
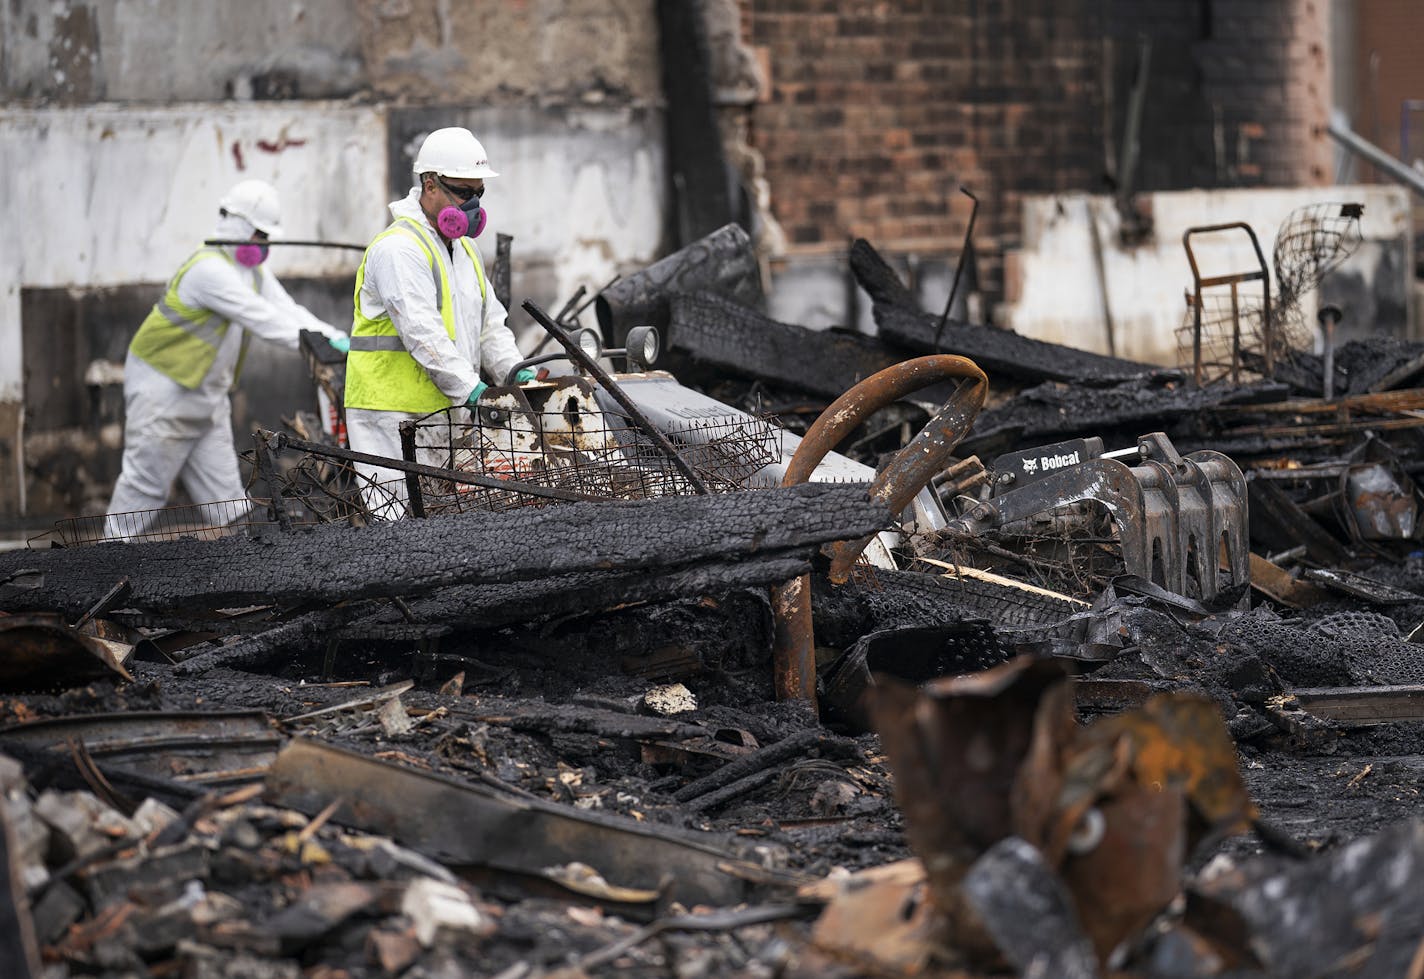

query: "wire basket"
xmin=1176 ymin=292 xmax=1307 ymax=386
xmin=403 ymin=394 xmax=780 ymax=516
xmin=1272 ymin=202 xmax=1364 ymax=309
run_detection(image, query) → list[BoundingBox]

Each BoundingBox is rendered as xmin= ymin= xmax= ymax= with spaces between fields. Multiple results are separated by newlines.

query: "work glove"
xmin=514 ymin=368 xmax=538 ymax=383
xmin=328 ymin=334 xmax=351 ymax=355
xmin=465 ymin=381 xmax=489 ymax=406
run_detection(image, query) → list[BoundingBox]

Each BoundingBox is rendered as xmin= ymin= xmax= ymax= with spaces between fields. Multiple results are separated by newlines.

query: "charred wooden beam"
xmin=0 ymin=484 xmax=889 ymax=619
xmin=1290 ymin=685 xmax=1424 ymax=726
xmin=850 ymin=239 xmax=1174 ymax=385
xmin=667 ymin=292 xmax=903 ymax=399
xmin=389 ymin=555 xmax=809 ymax=632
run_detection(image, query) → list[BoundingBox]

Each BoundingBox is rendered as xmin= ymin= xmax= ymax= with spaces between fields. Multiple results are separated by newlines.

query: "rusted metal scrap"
xmin=866 ymin=656 xmax=1256 ymax=971
xmin=0 ymin=614 xmax=133 ymax=692
xmin=0 ymin=483 xmax=891 ymax=621
xmin=771 ymin=354 xmax=988 ymax=709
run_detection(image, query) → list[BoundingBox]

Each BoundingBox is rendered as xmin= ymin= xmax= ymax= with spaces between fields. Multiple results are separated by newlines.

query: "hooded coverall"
xmin=344 ymin=189 xmax=524 ymax=517
xmin=103 ymin=213 xmax=347 ymax=539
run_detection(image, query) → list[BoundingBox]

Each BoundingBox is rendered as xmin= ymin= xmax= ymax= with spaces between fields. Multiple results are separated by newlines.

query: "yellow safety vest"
xmin=128 ymin=247 xmax=259 ymax=390
xmin=344 ymin=217 xmax=488 ymax=414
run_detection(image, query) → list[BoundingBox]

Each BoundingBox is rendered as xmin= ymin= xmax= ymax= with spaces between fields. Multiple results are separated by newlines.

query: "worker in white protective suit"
xmin=344 ymin=127 xmax=532 ymax=517
xmin=103 ymin=179 xmax=350 ymax=540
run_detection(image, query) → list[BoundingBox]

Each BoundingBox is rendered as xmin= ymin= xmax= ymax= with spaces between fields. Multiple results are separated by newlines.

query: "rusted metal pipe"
xmin=770 ymin=355 xmax=989 ymax=708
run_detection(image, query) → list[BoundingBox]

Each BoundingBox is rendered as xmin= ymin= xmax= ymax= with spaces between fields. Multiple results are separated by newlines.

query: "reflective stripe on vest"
xmin=343 ymin=217 xmax=488 ymax=413
xmin=128 ymin=248 xmax=260 ymax=390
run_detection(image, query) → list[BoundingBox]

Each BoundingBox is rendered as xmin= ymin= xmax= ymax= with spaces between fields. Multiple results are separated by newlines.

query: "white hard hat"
xmin=412 ymin=127 xmax=499 ymax=179
xmin=219 ymin=179 xmax=283 ymax=236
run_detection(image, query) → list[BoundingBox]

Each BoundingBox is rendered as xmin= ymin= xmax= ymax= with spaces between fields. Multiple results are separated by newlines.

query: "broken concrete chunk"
xmin=378 ymin=695 xmax=416 ymax=736
xmin=34 ymin=790 xmax=136 ymax=863
xmin=174 ymin=939 xmax=301 ymax=979
xmin=643 ymin=682 xmax=697 ymax=716
xmin=4 ymin=792 xmax=50 ymax=893
xmin=401 ymin=877 xmax=493 ymax=948
xmin=258 ymin=881 xmax=381 ymax=955
xmin=131 ymin=797 xmax=181 ymax=839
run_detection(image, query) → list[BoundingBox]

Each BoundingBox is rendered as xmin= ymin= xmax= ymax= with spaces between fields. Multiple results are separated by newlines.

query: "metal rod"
xmin=1319 ymin=305 xmax=1343 ymax=400
xmin=398 ymin=421 xmax=427 ymax=518
xmin=1327 ymin=111 xmax=1424 ymax=198
xmin=1230 ymin=280 xmax=1241 ymax=385
xmin=266 ymin=431 xmax=599 ymax=504
xmin=932 ymin=186 xmax=980 ymax=351
xmin=203 ymin=238 xmax=367 ymax=251
xmin=521 ymin=300 xmax=711 ymax=494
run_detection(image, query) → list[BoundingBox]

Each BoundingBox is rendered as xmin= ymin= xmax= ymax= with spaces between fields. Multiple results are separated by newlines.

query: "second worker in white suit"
xmin=344 ymin=127 xmax=533 ymax=515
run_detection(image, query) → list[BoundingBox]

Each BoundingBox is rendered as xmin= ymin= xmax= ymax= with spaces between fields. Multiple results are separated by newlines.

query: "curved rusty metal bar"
xmin=770 ymin=355 xmax=989 ymax=707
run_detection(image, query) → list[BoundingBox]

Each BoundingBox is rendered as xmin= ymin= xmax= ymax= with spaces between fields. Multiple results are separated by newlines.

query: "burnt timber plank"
xmin=849 ymin=239 xmax=1174 ymax=385
xmin=0 ymin=484 xmax=889 ymax=619
xmin=1245 ymin=477 xmax=1351 ymax=566
xmin=1291 ymin=685 xmax=1424 ymax=726
xmin=668 ymin=292 xmax=902 ymax=399
xmin=171 ymin=555 xmax=811 ymax=676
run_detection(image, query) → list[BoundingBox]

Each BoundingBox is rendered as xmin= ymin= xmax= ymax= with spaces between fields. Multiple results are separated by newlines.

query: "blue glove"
xmin=465 ymin=381 xmax=488 ymax=406
xmin=328 ymin=334 xmax=351 ymax=355
xmin=514 ymin=368 xmax=538 ymax=383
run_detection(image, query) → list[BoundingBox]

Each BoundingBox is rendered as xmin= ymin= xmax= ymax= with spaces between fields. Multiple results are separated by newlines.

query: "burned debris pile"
xmin=4 ymin=219 xmax=1424 ymax=977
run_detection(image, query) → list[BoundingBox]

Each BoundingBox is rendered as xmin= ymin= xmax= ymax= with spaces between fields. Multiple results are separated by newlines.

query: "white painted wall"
xmin=0 ymin=101 xmax=669 ymax=399
xmin=0 ymin=103 xmax=389 ymax=400
xmin=1002 ymin=186 xmax=1414 ymax=367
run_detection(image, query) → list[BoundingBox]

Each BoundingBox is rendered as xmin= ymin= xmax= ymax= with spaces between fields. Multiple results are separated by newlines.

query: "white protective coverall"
xmin=104 ymin=213 xmax=346 ymax=538
xmin=346 ymin=189 xmax=524 ymax=513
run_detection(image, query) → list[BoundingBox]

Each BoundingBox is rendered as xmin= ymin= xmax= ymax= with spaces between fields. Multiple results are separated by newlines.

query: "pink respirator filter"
xmin=436 ymin=206 xmax=486 ymax=239
xmin=234 ymin=244 xmax=267 ymax=268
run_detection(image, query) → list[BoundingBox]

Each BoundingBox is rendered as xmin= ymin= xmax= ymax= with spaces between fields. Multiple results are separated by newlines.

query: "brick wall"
xmin=736 ymin=0 xmax=1331 ymax=312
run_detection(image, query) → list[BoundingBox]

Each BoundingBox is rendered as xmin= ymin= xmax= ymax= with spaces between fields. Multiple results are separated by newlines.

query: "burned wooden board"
xmin=264 ymin=739 xmax=782 ymax=908
xmin=667 ymin=292 xmax=903 ymax=399
xmin=849 ymin=239 xmax=1171 ymax=385
xmin=0 ymin=483 xmax=890 ymax=619
xmin=1291 ymin=685 xmax=1424 ymax=726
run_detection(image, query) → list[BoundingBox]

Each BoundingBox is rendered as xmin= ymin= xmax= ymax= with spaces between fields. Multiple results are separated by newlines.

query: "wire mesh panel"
xmin=272 ymin=453 xmax=410 ymax=525
xmin=53 ymin=499 xmax=272 ymax=547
